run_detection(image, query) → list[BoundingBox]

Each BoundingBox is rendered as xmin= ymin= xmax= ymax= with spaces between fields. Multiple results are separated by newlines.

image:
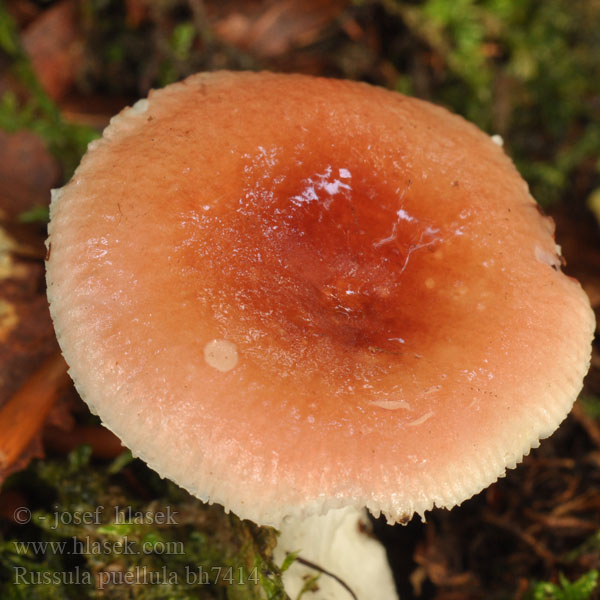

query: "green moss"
xmin=380 ymin=0 xmax=600 ymax=207
xmin=579 ymin=395 xmax=600 ymax=420
xmin=0 ymin=447 xmax=289 ymax=599
xmin=525 ymin=570 xmax=599 ymax=600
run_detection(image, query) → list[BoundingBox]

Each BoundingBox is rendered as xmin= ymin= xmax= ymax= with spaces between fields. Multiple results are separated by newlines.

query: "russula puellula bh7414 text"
xmin=46 ymin=72 xmax=594 ymax=593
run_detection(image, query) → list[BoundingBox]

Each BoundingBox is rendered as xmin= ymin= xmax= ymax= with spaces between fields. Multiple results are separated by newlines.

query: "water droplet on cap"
xmin=204 ymin=339 xmax=239 ymax=372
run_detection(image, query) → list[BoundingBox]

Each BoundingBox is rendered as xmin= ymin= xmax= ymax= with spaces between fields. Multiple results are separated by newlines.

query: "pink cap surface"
xmin=46 ymin=72 xmax=594 ymax=526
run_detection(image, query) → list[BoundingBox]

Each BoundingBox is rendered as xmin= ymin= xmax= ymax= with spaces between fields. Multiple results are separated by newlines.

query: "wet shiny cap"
xmin=46 ymin=72 xmax=595 ymax=526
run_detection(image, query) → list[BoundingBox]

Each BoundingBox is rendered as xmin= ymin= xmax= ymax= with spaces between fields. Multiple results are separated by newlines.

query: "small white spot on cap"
xmin=204 ymin=339 xmax=239 ymax=372
xmin=50 ymin=188 xmax=64 ymax=205
xmin=534 ymin=245 xmax=561 ymax=268
xmin=491 ymin=134 xmax=504 ymax=147
xmin=408 ymin=411 xmax=434 ymax=427
xmin=370 ymin=399 xmax=411 ymax=411
xmin=397 ymin=208 xmax=415 ymax=222
xmin=453 ymin=284 xmax=468 ymax=297
xmin=132 ymin=98 xmax=149 ymax=114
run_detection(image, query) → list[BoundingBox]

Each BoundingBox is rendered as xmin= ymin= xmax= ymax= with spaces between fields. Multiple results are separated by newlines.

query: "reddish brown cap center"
xmin=189 ymin=156 xmax=451 ymax=357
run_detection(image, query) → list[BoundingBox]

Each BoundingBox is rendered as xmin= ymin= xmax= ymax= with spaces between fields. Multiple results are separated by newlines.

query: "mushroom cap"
xmin=46 ymin=72 xmax=594 ymax=526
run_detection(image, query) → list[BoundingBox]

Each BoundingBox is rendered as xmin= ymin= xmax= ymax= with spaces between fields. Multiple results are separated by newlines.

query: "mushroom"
xmin=46 ymin=72 xmax=594 ymax=597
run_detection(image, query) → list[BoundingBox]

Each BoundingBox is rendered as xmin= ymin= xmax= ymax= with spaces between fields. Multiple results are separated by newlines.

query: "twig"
xmin=293 ymin=554 xmax=358 ymax=600
xmin=483 ymin=511 xmax=557 ymax=565
xmin=523 ymin=510 xmax=598 ymax=533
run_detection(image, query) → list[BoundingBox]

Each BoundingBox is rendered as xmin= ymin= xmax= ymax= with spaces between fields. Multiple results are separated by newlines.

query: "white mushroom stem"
xmin=274 ymin=507 xmax=399 ymax=600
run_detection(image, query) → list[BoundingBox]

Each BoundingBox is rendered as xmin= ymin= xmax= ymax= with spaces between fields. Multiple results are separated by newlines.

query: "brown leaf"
xmin=211 ymin=0 xmax=345 ymax=58
xmin=0 ymin=130 xmax=60 ymax=220
xmin=0 ymin=353 xmax=70 ymax=482
xmin=22 ymin=0 xmax=83 ymax=101
xmin=0 ymin=220 xmax=57 ymax=414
